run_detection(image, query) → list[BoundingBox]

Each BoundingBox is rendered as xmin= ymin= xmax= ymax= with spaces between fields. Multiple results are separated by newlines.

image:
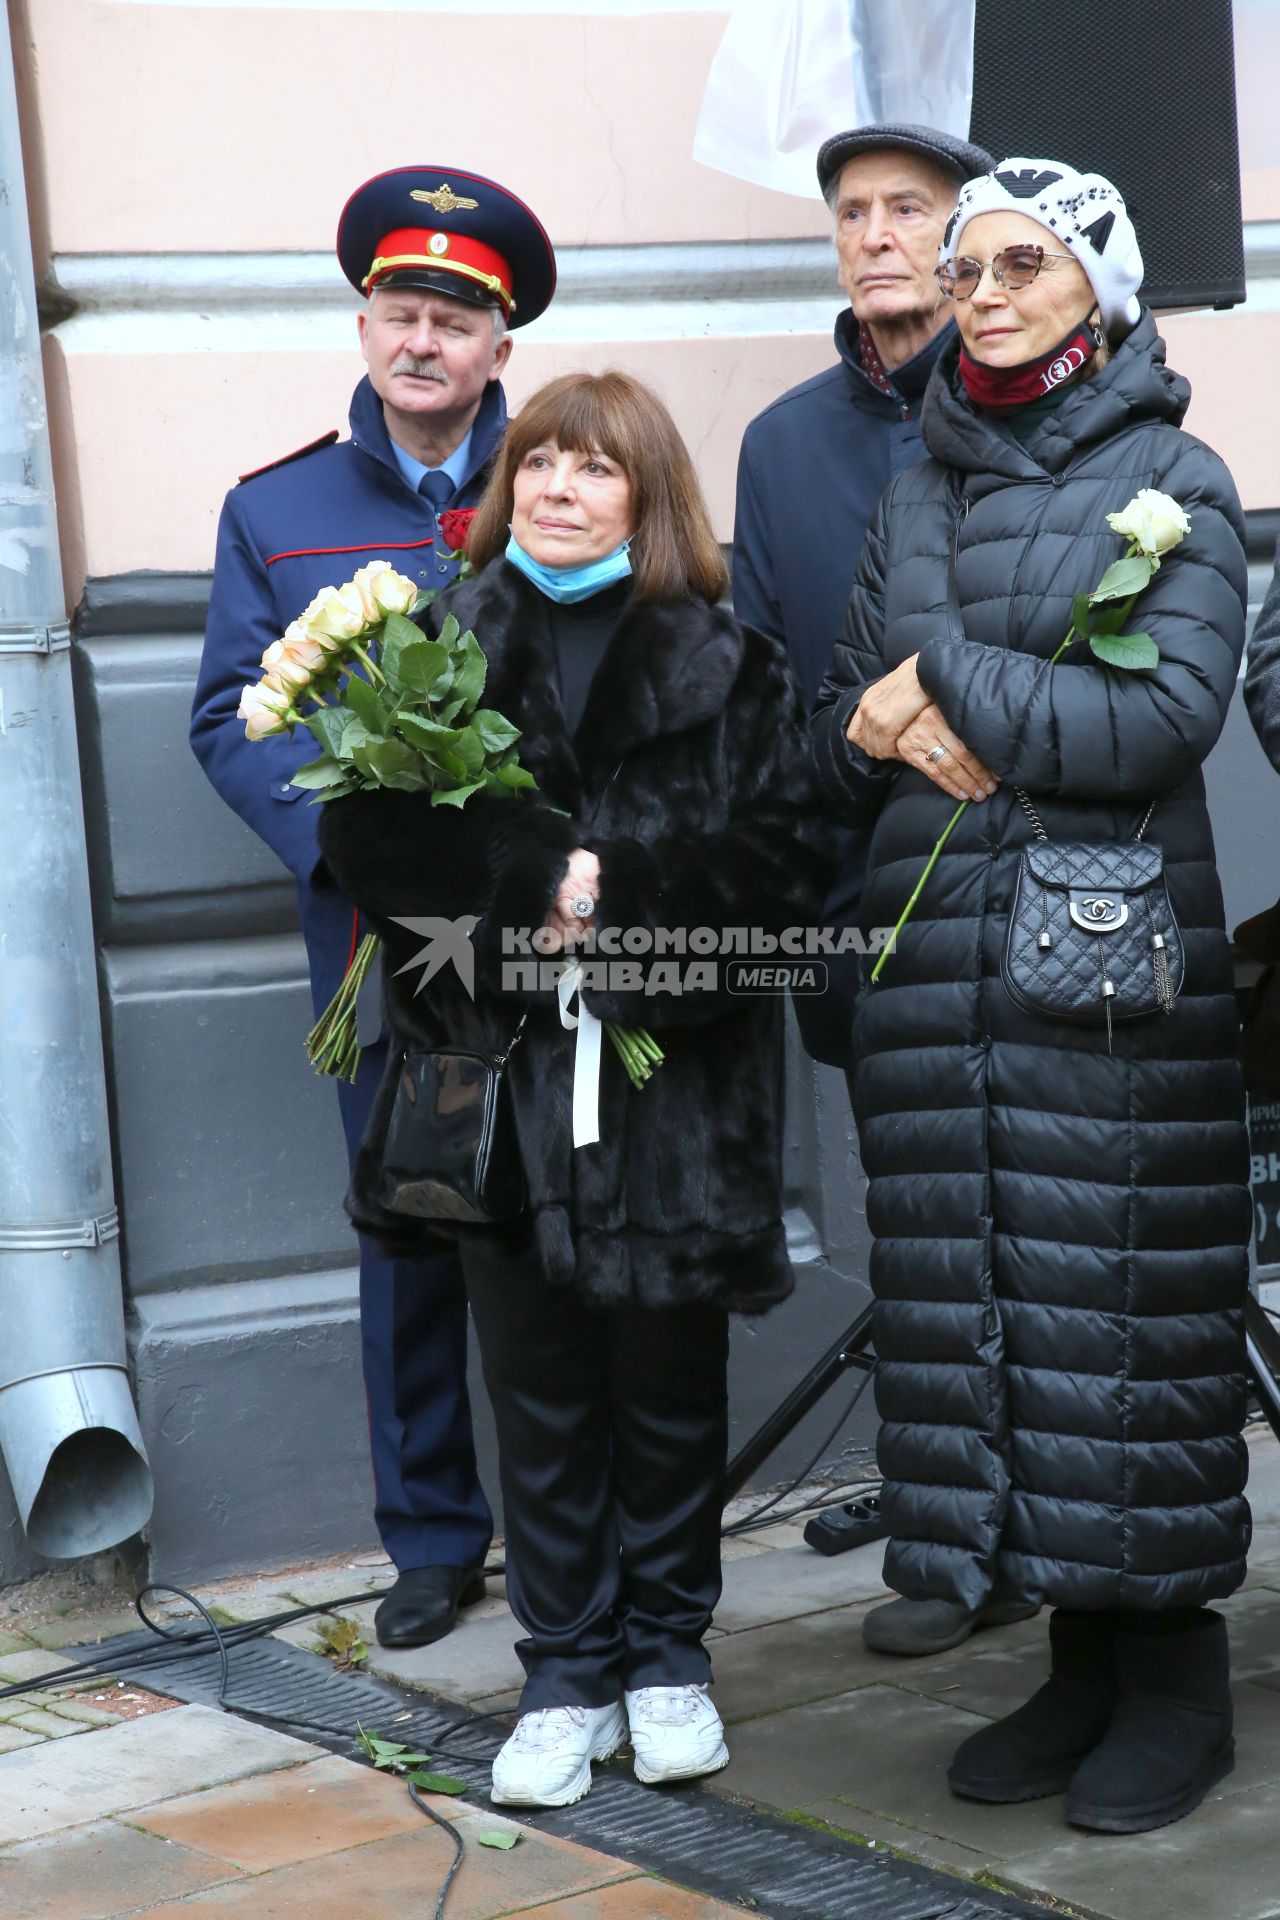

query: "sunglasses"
xmin=935 ymin=245 xmax=1078 ymax=300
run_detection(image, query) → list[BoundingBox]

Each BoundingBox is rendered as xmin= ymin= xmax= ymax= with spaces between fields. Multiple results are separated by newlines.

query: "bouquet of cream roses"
xmin=871 ymin=489 xmax=1191 ymax=982
xmin=238 ymin=561 xmax=664 ymax=1092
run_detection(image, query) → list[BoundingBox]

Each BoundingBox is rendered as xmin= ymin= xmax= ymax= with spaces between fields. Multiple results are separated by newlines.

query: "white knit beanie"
xmin=940 ymin=158 xmax=1144 ymax=336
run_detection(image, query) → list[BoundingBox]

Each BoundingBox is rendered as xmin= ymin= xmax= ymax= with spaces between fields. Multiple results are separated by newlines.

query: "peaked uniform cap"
xmin=337 ymin=166 xmax=556 ymax=328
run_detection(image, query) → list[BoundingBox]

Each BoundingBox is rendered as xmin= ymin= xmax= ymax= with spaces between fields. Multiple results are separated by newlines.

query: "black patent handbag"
xmin=1001 ymin=790 xmax=1184 ymax=1047
xmin=378 ymin=1013 xmax=528 ymax=1226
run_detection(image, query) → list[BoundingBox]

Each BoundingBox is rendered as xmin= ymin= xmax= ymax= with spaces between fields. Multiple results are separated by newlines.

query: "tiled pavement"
xmin=0 ymin=1706 xmax=745 ymax=1917
xmin=2 ymin=1428 xmax=1279 ymax=1916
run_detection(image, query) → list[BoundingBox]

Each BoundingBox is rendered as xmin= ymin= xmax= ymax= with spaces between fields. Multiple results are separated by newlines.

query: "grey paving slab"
xmin=0 ymin=1651 xmax=71 ymax=1686
xmin=0 ymin=1702 xmax=318 ymax=1846
xmin=8 ymin=1709 xmax=84 ymax=1739
xmin=364 ymin=1606 xmax=527 ymax=1703
xmin=25 ymin=1612 xmax=141 ymax=1651
xmin=1215 ymin=1585 xmax=1280 ymax=1682
xmin=712 ymin=1540 xmax=891 ymax=1633
xmin=1202 ymin=1678 xmax=1280 ymax=1794
xmin=892 ymin=1617 xmax=1052 ymax=1721
xmin=801 ymin=1797 xmax=992 ymax=1879
xmin=708 ymin=1604 xmax=906 ymax=1724
xmin=710 ymin=1681 xmax=1072 ymax=1861
xmin=1000 ymin=1781 xmax=1280 ymax=1920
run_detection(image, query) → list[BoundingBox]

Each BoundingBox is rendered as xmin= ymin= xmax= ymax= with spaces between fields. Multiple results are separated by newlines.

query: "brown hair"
xmin=467 ymin=370 xmax=729 ymax=604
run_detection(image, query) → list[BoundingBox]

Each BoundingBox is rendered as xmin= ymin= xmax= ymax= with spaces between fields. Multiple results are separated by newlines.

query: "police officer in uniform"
xmin=190 ymin=167 xmax=556 ymax=1648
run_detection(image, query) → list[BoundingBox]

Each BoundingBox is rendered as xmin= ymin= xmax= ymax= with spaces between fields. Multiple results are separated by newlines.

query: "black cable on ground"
xmin=721 ymin=1367 xmax=874 ymax=1537
xmin=1 ymin=1370 xmax=877 ymax=1915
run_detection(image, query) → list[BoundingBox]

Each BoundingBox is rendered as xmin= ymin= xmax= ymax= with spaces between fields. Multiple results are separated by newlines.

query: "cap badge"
xmin=428 ymin=233 xmax=449 ymax=256
xmin=411 ymin=184 xmax=479 ymax=215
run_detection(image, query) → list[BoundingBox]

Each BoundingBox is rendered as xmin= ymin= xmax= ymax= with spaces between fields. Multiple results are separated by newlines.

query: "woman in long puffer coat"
xmin=812 ymin=158 xmax=1252 ymax=1835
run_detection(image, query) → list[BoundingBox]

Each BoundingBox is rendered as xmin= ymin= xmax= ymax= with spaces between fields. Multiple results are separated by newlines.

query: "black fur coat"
xmin=318 ymin=561 xmax=833 ymax=1313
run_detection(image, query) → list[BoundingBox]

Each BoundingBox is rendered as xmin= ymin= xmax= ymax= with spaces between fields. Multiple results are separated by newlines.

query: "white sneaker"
xmin=625 ymin=1683 xmax=730 ymax=1785
xmin=490 ymin=1701 xmax=627 ymax=1807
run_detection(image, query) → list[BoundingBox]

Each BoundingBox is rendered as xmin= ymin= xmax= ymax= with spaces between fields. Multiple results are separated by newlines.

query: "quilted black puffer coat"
xmin=812 ymin=313 xmax=1252 ymax=1612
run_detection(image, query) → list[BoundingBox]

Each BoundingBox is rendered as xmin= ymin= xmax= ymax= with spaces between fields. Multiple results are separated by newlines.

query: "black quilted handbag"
xmin=1001 ymin=792 xmax=1184 ymax=1049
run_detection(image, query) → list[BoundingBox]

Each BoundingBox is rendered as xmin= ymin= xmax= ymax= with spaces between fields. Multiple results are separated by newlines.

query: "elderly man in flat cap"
xmin=734 ymin=123 xmax=1039 ymax=1657
xmin=191 ymin=166 xmax=555 ymax=1653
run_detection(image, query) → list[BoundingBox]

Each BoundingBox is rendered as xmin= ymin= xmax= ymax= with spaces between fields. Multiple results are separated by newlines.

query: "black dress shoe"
xmin=374 ymin=1565 xmax=486 ymax=1650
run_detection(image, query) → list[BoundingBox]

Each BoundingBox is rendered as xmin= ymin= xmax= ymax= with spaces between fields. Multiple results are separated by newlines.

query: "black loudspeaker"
xmin=969 ymin=0 xmax=1244 ymax=312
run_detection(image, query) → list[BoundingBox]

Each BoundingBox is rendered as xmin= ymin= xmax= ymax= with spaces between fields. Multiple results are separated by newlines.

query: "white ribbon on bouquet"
xmin=557 ymin=961 xmax=603 ymax=1149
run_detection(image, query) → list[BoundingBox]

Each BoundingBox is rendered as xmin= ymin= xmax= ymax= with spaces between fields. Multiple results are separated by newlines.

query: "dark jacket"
xmin=734 ymin=311 xmax=955 ymax=1067
xmin=812 ymin=312 xmax=1252 ymax=1612
xmin=1243 ymin=533 xmax=1280 ymax=771
xmin=190 ymin=376 xmax=506 ymax=1019
xmin=318 ymin=561 xmax=834 ymax=1315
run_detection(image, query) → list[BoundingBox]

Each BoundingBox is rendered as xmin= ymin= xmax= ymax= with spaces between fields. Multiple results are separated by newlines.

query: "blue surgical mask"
xmin=505 ymin=532 xmax=632 ymax=605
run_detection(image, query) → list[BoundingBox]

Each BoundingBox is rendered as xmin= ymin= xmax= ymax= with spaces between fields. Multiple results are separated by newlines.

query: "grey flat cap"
xmin=817 ymin=123 xmax=995 ymax=196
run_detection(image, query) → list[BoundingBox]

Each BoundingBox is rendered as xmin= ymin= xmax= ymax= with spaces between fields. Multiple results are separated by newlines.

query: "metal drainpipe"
xmin=0 ymin=7 xmax=152 ymax=1558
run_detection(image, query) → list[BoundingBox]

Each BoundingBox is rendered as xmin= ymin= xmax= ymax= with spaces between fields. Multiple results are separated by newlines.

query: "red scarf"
xmin=958 ymin=323 xmax=1097 ymax=413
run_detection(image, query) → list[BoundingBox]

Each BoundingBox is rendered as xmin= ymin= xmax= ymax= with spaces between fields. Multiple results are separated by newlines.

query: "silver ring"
xmin=570 ymin=894 xmax=596 ymax=920
xmin=926 ymin=744 xmax=947 ymax=764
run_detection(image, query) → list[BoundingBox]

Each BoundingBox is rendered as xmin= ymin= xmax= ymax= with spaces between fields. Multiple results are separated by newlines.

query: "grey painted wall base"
xmin=130 ymin=1269 xmax=377 ymax=1585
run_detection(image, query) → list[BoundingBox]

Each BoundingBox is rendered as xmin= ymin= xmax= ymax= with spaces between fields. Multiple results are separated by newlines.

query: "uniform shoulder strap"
xmin=237 ymin=430 xmax=339 ymax=485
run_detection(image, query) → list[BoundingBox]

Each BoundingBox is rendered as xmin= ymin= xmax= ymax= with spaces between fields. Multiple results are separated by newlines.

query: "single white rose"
xmin=370 ymin=565 xmax=418 ymax=617
xmin=260 ymin=642 xmax=312 ymax=695
xmin=238 ymin=679 xmax=292 ymax=742
xmin=346 ymin=562 xmax=388 ymax=625
xmin=1105 ymin=489 xmax=1191 ymax=561
xmin=301 ymin=583 xmax=368 ymax=644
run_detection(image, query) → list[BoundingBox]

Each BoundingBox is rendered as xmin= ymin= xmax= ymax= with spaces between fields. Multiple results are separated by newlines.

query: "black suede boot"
xmin=948 ymin=1609 xmax=1116 ymax=1803
xmin=1064 ymin=1609 xmax=1234 ymax=1833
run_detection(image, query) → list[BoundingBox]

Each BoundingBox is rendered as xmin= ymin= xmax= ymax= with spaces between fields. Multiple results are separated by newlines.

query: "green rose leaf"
xmin=302 ymin=706 xmax=355 ymax=757
xmin=437 ymin=611 xmax=461 ymax=651
xmin=1071 ymin=594 xmax=1093 ymax=639
xmin=379 ymin=612 xmax=426 ymax=689
xmin=449 ymin=629 xmax=488 ymax=710
xmin=1090 ymin=554 xmax=1154 ymax=604
xmin=496 ymin=758 xmax=536 ymax=791
xmin=431 ymin=778 xmax=488 ymax=808
xmin=364 ymin=741 xmax=429 ymax=790
xmin=1089 ymin=630 xmax=1160 ymax=671
xmin=476 ymin=1830 xmax=521 ymax=1850
xmin=406 ymin=1770 xmax=469 ymax=1794
xmin=450 ymin=724 xmax=486 ymax=774
xmin=471 ymin=708 xmax=521 ymax=755
xmin=436 ymin=695 xmax=467 ymax=724
xmin=396 ymin=713 xmax=465 ymax=752
xmin=343 ymin=673 xmax=391 ymax=735
xmin=396 ymin=641 xmax=450 ymax=696
xmin=289 ymin=757 xmax=347 ymax=790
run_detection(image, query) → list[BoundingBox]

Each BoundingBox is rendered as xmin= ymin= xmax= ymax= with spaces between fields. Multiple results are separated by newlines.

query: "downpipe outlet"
xmin=0 ymin=1239 xmax=152 ymax=1559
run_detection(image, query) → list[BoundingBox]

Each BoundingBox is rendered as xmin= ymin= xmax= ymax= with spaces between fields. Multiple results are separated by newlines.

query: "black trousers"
xmin=460 ymin=1231 xmax=730 ymax=1710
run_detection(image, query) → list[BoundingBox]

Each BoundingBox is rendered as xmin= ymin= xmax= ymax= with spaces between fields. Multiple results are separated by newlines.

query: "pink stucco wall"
xmin=13 ymin=0 xmax=1280 ymax=604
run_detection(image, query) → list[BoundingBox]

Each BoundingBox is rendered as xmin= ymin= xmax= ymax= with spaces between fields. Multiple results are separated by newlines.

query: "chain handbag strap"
xmin=1013 ymin=788 xmax=1157 ymax=844
xmin=494 ymin=1009 xmax=529 ymax=1066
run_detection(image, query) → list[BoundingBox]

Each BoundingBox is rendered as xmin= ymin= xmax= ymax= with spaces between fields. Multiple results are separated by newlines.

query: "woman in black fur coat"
xmin=319 ymin=371 xmax=832 ymax=1810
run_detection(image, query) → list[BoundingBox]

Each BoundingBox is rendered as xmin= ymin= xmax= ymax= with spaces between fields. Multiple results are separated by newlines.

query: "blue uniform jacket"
xmin=190 ymin=375 xmax=507 ymax=917
xmin=732 ymin=310 xmax=955 ymax=1067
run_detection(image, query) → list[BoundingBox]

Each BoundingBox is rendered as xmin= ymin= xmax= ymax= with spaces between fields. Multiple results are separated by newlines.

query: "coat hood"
xmin=921 ymin=308 xmax=1191 ymax=479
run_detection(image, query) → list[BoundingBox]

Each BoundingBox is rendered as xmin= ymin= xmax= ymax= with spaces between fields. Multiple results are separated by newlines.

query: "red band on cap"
xmin=363 ymin=226 xmax=514 ymax=308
